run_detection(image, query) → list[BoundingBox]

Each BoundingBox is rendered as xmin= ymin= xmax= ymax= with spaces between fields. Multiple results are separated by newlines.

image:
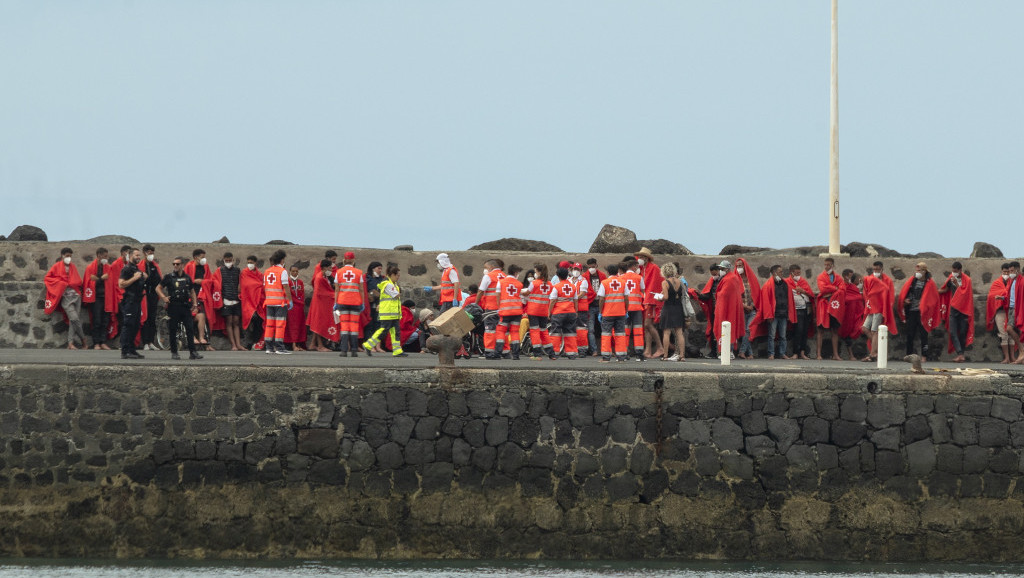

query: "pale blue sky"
xmin=2 ymin=1 xmax=1022 ymax=257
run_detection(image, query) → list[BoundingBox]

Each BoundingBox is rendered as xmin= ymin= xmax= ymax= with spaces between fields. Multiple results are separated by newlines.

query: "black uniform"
xmin=160 ymin=271 xmax=198 ymax=355
xmin=141 ymin=259 xmax=162 ymax=346
xmin=90 ymin=261 xmax=109 ymax=345
xmin=119 ymin=261 xmax=145 ymax=356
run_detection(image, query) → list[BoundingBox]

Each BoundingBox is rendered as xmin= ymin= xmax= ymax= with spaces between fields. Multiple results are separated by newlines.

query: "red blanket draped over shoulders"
xmin=307 ymin=270 xmax=339 ymax=342
xmin=897 ymin=277 xmax=940 ymax=332
xmin=939 ymin=273 xmax=975 ymax=353
xmin=43 ymin=261 xmax=83 ymax=316
xmin=815 ymin=270 xmax=845 ymax=327
xmin=286 ymin=278 xmax=307 ymax=344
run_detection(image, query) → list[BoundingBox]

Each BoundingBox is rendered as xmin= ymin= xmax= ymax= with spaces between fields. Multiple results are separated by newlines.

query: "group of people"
xmin=693 ymin=257 xmax=980 ymax=363
xmin=42 ymin=246 xmax=436 ymax=360
xmin=42 ymin=243 xmax=1005 ymax=363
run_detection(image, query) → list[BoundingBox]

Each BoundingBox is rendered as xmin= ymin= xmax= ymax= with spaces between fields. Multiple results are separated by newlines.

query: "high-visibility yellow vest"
xmin=378 ymin=279 xmax=401 ymax=321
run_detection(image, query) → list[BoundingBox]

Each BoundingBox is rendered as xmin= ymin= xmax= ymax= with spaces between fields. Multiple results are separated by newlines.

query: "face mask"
xmin=915 ymin=272 xmax=923 ymax=279
xmin=793 ymin=275 xmax=801 ymax=281
xmin=774 ymin=275 xmax=782 ymax=282
xmin=247 ymin=263 xmax=256 ymax=271
xmin=1012 ymin=273 xmax=1019 ymax=279
xmin=737 ymin=267 xmax=744 ymax=275
xmin=953 ymin=272 xmax=960 ymax=278
xmin=638 ymin=258 xmax=647 ymax=266
xmin=224 ymin=261 xmax=234 ymax=269
xmin=588 ymin=268 xmax=597 ymax=275
xmin=100 ymin=258 xmax=108 ymax=265
xmin=571 ymin=270 xmax=581 ymax=278
xmin=199 ymin=257 xmax=207 ymax=266
xmin=63 ymin=256 xmax=72 ymax=265
xmin=1003 ymin=274 xmax=1010 ymax=281
xmin=146 ymin=254 xmax=155 ymax=262
xmin=873 ymin=272 xmax=881 ymax=278
xmin=527 ymin=276 xmax=535 ymax=283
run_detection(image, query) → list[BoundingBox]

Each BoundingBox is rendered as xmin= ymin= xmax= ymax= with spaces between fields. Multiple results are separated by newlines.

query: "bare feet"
xmin=830 ymin=356 xmax=843 ymax=361
xmin=1001 ymin=358 xmax=1012 ymax=364
xmin=316 ymin=346 xmax=331 ymax=352
xmin=68 ymin=343 xmax=78 ymax=350
xmin=768 ymin=355 xmax=775 ymax=360
xmin=231 ymin=346 xmax=242 ymax=351
xmin=93 ymin=345 xmax=102 ymax=350
xmin=100 ymin=344 xmax=112 ymax=350
xmin=953 ymin=355 xmax=966 ymax=363
xmin=650 ymin=349 xmax=665 ymax=359
xmin=799 ymin=353 xmax=811 ymax=360
xmin=293 ymin=346 xmax=306 ymax=351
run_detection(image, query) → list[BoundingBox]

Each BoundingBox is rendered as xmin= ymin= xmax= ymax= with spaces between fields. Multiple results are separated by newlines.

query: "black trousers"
xmin=905 ymin=310 xmax=929 ymax=356
xmin=141 ymin=295 xmax=159 ymax=345
xmin=168 ymin=304 xmax=197 ymax=354
xmin=791 ymin=309 xmax=810 ymax=355
xmin=90 ymin=298 xmax=108 ymax=344
xmin=120 ymin=301 xmax=142 ymax=355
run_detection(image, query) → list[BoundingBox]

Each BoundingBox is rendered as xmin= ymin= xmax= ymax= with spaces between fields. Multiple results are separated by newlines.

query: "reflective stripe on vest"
xmin=551 ymin=281 xmax=576 ymax=315
xmin=378 ymin=279 xmax=401 ymax=320
xmin=623 ymin=272 xmax=644 ymax=310
xmin=571 ymin=277 xmax=588 ymax=311
xmin=497 ymin=279 xmax=524 ymax=316
xmin=601 ymin=277 xmax=627 ymax=317
xmin=264 ymin=265 xmax=287 ymax=306
xmin=440 ymin=267 xmax=457 ymax=302
xmin=481 ymin=270 xmax=505 ymax=310
xmin=525 ymin=280 xmax=552 ymax=316
xmin=335 ymin=265 xmax=363 ymax=306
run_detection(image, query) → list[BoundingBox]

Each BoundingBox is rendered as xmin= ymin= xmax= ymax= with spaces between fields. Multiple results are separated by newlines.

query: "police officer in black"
xmin=118 ymin=248 xmax=146 ymax=359
xmin=156 ymin=257 xmax=203 ymax=360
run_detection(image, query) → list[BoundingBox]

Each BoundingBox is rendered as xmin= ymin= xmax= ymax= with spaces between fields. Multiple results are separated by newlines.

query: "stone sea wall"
xmin=0 ymin=241 xmax=1015 ymax=359
xmin=2 ymin=364 xmax=1024 ymax=560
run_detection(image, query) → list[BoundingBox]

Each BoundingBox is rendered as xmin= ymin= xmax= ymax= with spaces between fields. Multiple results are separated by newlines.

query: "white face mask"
xmin=100 ymin=258 xmax=108 ymax=265
xmin=527 ymin=276 xmax=535 ymax=283
xmin=737 ymin=267 xmax=744 ymax=275
xmin=873 ymin=271 xmax=881 ymax=278
xmin=571 ymin=270 xmax=581 ymax=278
xmin=247 ymin=263 xmax=256 ymax=271
xmin=63 ymin=256 xmax=72 ymax=265
xmin=224 ymin=261 xmax=234 ymax=269
xmin=199 ymin=257 xmax=207 ymax=266
xmin=953 ymin=272 xmax=960 ymax=278
xmin=146 ymin=254 xmax=155 ymax=262
xmin=915 ymin=272 xmax=923 ymax=279
xmin=774 ymin=275 xmax=782 ymax=282
xmin=636 ymin=258 xmax=645 ymax=266
xmin=1003 ymin=274 xmax=1010 ymax=281
xmin=588 ymin=268 xmax=597 ymax=274
xmin=793 ymin=275 xmax=801 ymax=281
xmin=1012 ymin=273 xmax=1019 ymax=279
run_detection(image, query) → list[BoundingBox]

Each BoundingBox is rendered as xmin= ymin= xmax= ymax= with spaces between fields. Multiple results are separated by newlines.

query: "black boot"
xmin=511 ymin=343 xmax=520 ymax=360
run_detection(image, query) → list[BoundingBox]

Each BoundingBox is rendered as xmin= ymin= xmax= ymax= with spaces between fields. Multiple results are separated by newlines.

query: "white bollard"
xmin=877 ymin=325 xmax=888 ymax=369
xmin=720 ymin=321 xmax=731 ymax=366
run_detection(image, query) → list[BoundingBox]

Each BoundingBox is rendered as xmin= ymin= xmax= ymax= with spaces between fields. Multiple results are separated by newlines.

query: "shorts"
xmin=862 ymin=313 xmax=883 ymax=332
xmin=818 ymin=316 xmax=839 ymax=331
xmin=221 ymin=303 xmax=241 ymax=317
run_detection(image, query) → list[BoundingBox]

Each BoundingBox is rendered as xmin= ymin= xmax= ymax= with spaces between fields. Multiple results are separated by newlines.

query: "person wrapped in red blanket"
xmin=815 ymin=257 xmax=845 ymax=361
xmin=937 ymin=261 xmax=974 ymax=363
xmin=43 ymin=247 xmax=85 ymax=349
xmin=896 ymin=262 xmax=939 ymax=360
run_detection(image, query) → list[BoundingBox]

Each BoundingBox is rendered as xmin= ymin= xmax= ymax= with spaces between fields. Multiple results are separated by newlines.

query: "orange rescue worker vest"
xmin=622 ymin=271 xmax=644 ymax=311
xmin=440 ymin=266 xmax=458 ymax=303
xmin=571 ymin=276 xmax=589 ymax=311
xmin=525 ymin=279 xmax=553 ymax=316
xmin=263 ymin=265 xmax=287 ymax=307
xmin=480 ymin=269 xmax=505 ymax=311
xmin=551 ymin=280 xmax=577 ymax=315
xmin=497 ymin=277 xmax=524 ymax=317
xmin=335 ymin=265 xmax=364 ymax=306
xmin=601 ymin=276 xmax=627 ymax=317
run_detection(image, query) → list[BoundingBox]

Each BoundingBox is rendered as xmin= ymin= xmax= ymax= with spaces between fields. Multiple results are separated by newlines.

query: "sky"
xmin=2 ymin=1 xmax=1023 ymax=257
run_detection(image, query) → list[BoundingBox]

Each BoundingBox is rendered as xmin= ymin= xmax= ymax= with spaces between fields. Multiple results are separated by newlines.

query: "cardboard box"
xmin=428 ymin=306 xmax=476 ymax=337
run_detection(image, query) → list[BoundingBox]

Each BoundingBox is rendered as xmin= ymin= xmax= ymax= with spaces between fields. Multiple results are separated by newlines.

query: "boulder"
xmin=84 ymin=235 xmax=141 ymax=246
xmin=639 ymin=239 xmax=692 ymax=255
xmin=589 ymin=224 xmax=639 ymax=254
xmin=720 ymin=245 xmax=773 ymax=256
xmin=7 ymin=225 xmax=47 ymax=241
xmin=213 ymin=236 xmax=230 ymax=244
xmin=394 ymin=245 xmax=414 ymax=251
xmin=911 ymin=252 xmax=944 ymax=260
xmin=265 ymin=240 xmax=294 ymax=245
xmin=971 ymin=242 xmax=1004 ymax=259
xmin=841 ymin=242 xmax=902 ymax=259
xmin=291 ymin=259 xmax=311 ymax=270
xmin=469 ymin=238 xmax=562 ymax=252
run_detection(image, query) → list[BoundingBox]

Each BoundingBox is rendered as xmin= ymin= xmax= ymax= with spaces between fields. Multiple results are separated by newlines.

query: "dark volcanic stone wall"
xmin=1 ymin=365 xmax=1023 ymax=560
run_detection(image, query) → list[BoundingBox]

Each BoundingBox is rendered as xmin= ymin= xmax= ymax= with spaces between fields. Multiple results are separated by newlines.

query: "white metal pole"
xmin=720 ymin=321 xmax=731 ymax=366
xmin=877 ymin=325 xmax=888 ymax=369
xmin=828 ymin=0 xmax=841 ymax=255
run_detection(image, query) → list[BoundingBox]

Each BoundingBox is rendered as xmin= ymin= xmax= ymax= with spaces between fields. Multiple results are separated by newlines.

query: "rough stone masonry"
xmin=2 ymin=363 xmax=1024 ymax=560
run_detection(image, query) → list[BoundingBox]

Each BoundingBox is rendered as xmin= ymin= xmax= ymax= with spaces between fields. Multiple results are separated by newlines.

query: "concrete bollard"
xmin=720 ymin=321 xmax=731 ymax=366
xmin=426 ymin=335 xmax=461 ymax=367
xmin=877 ymin=325 xmax=888 ymax=369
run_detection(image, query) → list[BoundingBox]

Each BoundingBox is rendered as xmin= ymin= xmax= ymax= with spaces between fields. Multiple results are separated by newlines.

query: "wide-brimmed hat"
xmin=634 ymin=247 xmax=654 ymax=261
